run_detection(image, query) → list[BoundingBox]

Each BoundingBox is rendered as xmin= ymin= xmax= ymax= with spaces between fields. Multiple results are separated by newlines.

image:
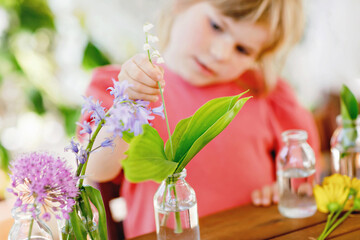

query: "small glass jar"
xmin=276 ymin=130 xmax=317 ymax=218
xmin=8 ymin=204 xmax=53 ymax=240
xmin=153 ymin=169 xmax=200 ymax=240
xmin=330 ymin=115 xmax=360 ymax=178
xmin=57 ymin=201 xmax=99 ymax=240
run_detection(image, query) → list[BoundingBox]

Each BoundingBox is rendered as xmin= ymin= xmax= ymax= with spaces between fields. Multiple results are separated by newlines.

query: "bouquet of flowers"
xmin=8 ymin=23 xmax=251 ymax=239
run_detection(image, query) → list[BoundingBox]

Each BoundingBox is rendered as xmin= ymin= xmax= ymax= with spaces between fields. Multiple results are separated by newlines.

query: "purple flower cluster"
xmin=67 ymin=79 xmax=164 ymax=164
xmin=8 ymin=152 xmax=79 ymax=220
xmin=105 ymin=80 xmax=164 ymax=137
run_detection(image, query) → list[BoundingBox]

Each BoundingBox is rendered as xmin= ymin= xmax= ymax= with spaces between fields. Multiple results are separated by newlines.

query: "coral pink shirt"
xmin=86 ymin=65 xmax=320 ymax=239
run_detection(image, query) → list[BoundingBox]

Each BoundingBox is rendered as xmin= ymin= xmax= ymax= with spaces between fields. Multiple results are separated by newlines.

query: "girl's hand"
xmin=251 ymin=182 xmax=279 ymax=207
xmin=118 ymin=53 xmax=165 ymax=102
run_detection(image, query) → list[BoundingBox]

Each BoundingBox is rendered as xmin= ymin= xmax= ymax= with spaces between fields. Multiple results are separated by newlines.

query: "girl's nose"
xmin=210 ymin=36 xmax=233 ymax=61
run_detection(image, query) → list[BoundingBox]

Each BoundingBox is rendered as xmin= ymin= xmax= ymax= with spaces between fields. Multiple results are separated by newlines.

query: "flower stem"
xmin=27 ymin=218 xmax=34 ymax=239
xmin=172 ymin=184 xmax=183 ymax=233
xmin=145 ymin=33 xmax=174 ymax=159
xmin=321 ymin=208 xmax=354 ymax=240
xmin=318 ymin=211 xmax=334 ymax=240
xmin=77 ymin=119 xmax=105 ymax=188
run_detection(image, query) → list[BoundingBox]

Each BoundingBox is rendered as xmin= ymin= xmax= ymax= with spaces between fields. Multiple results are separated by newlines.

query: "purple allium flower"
xmin=76 ymin=121 xmax=92 ymax=135
xmin=8 ymin=152 xmax=79 ymax=221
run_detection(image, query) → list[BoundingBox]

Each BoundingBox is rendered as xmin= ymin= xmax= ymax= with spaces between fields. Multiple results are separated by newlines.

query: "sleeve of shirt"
xmin=267 ymin=79 xmax=321 ymax=176
xmin=77 ymin=65 xmax=121 ymax=139
xmin=86 ymin=65 xmax=122 ymax=109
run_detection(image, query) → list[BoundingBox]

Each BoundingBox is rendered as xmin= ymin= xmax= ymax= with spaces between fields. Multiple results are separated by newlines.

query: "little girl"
xmin=84 ymin=0 xmax=321 ymax=238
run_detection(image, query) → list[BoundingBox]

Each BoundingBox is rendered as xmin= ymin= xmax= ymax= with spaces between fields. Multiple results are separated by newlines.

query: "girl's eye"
xmin=210 ymin=20 xmax=222 ymax=32
xmin=236 ymin=45 xmax=249 ymax=55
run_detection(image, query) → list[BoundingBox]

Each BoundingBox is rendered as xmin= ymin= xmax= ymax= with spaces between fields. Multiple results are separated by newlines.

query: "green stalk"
xmin=27 ymin=218 xmax=34 ymax=239
xmin=77 ymin=119 xmax=105 ymax=188
xmin=318 ymin=211 xmax=334 ymax=240
xmin=321 ymin=208 xmax=354 ymax=240
xmin=172 ymin=184 xmax=183 ymax=234
xmin=145 ymin=33 xmax=174 ymax=159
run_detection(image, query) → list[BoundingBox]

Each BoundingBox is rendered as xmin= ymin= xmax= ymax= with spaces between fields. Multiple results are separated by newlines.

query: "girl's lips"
xmin=193 ymin=57 xmax=215 ymax=76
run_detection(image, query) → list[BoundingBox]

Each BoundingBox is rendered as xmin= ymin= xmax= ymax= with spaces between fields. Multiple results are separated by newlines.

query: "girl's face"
xmin=163 ymin=2 xmax=270 ymax=86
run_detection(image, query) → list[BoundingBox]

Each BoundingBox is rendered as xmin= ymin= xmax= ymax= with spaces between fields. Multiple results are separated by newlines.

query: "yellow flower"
xmin=351 ymin=177 xmax=360 ymax=193
xmin=323 ymin=174 xmax=351 ymax=187
xmin=314 ymin=184 xmax=350 ymax=213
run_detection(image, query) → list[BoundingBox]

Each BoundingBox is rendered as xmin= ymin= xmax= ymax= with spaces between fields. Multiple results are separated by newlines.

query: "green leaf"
xmin=122 ymin=124 xmax=178 ymax=183
xmin=164 ymin=91 xmax=250 ymax=172
xmin=84 ymin=186 xmax=108 ymax=240
xmin=82 ymin=41 xmax=111 ymax=70
xmin=122 ymin=131 xmax=134 ymax=143
xmin=69 ymin=205 xmax=87 ymax=240
xmin=340 ymin=84 xmax=359 ymax=121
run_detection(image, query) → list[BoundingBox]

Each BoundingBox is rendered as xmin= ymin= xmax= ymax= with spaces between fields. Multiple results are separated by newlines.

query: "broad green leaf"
xmin=69 ymin=205 xmax=87 ymax=240
xmin=122 ymin=131 xmax=134 ymax=143
xmin=165 ymin=91 xmax=250 ymax=165
xmin=78 ymin=189 xmax=93 ymax=223
xmin=340 ymin=84 xmax=359 ymax=121
xmin=84 ymin=186 xmax=108 ymax=240
xmin=164 ymin=116 xmax=191 ymax=160
xmin=122 ymin=124 xmax=178 ymax=183
xmin=175 ymin=95 xmax=251 ymax=172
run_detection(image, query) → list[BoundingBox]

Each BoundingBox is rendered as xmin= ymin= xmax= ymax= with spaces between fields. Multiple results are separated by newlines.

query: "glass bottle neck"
xmin=282 ymin=130 xmax=308 ymax=143
xmin=166 ymin=169 xmax=187 ymax=183
xmin=12 ymin=204 xmax=41 ymax=220
xmin=336 ymin=115 xmax=360 ymax=128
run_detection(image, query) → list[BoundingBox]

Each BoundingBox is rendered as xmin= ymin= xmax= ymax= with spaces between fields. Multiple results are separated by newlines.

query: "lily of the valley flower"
xmin=143 ymin=23 xmax=154 ymax=32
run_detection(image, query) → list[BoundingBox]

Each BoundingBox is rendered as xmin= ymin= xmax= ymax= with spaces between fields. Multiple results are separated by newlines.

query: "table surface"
xmin=131 ymin=204 xmax=360 ymax=240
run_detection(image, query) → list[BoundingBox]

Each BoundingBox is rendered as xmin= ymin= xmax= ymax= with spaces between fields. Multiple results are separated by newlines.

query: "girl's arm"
xmin=86 ymin=129 xmax=127 ymax=182
xmin=84 ymin=53 xmax=164 ymax=182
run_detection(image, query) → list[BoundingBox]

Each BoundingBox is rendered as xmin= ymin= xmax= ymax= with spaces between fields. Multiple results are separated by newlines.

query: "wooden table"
xmin=131 ymin=205 xmax=360 ymax=240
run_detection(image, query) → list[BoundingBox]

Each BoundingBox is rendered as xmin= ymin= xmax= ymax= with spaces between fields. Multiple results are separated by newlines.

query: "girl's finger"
xmin=251 ymin=189 xmax=261 ymax=206
xmin=124 ymin=62 xmax=160 ymax=89
xmin=127 ymin=78 xmax=160 ymax=95
xmin=126 ymin=87 xmax=159 ymax=102
xmin=272 ymin=182 xmax=279 ymax=203
xmin=133 ymin=54 xmax=163 ymax=83
xmin=261 ymin=185 xmax=272 ymax=206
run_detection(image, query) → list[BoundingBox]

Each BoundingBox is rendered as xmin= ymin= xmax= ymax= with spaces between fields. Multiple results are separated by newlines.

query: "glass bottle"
xmin=330 ymin=115 xmax=360 ymax=178
xmin=8 ymin=204 xmax=53 ymax=240
xmin=276 ymin=130 xmax=317 ymax=218
xmin=153 ymin=169 xmax=200 ymax=240
xmin=57 ymin=201 xmax=99 ymax=240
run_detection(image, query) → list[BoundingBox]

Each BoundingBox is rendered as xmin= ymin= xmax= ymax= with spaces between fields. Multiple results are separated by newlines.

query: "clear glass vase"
xmin=153 ymin=169 xmax=200 ymax=240
xmin=330 ymin=115 xmax=360 ymax=178
xmin=276 ymin=130 xmax=317 ymax=218
xmin=8 ymin=204 xmax=53 ymax=240
xmin=57 ymin=202 xmax=99 ymax=240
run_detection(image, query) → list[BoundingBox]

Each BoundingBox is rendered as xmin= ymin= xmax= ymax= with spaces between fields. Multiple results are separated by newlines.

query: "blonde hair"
xmin=157 ymin=0 xmax=304 ymax=91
